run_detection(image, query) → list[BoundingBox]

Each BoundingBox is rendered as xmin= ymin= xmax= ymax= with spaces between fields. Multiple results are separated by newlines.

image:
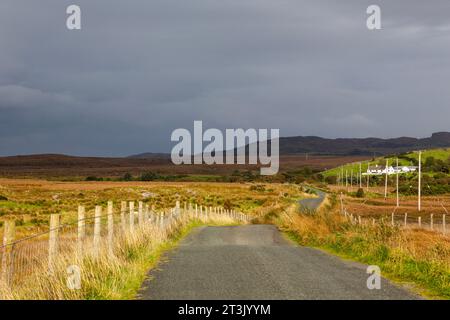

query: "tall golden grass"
xmin=258 ymin=202 xmax=450 ymax=299
xmin=0 ymin=210 xmax=241 ymax=300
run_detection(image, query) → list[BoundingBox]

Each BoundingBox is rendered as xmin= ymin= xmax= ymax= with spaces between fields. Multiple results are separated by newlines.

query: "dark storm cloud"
xmin=0 ymin=0 xmax=449 ymax=156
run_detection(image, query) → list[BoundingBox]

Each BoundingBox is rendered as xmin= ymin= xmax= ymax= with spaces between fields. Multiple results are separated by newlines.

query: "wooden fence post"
xmin=48 ymin=214 xmax=60 ymax=274
xmin=160 ymin=213 xmax=164 ymax=228
xmin=93 ymin=206 xmax=102 ymax=258
xmin=129 ymin=201 xmax=135 ymax=234
xmin=443 ymin=214 xmax=446 ymax=234
xmin=77 ymin=206 xmax=85 ymax=257
xmin=1 ymin=220 xmax=15 ymax=286
xmin=138 ymin=201 xmax=144 ymax=226
xmin=151 ymin=205 xmax=156 ymax=223
xmin=418 ymin=216 xmax=422 ymax=228
xmin=404 ymin=212 xmax=408 ymax=227
xmin=107 ymin=201 xmax=114 ymax=257
xmin=144 ymin=204 xmax=149 ymax=222
xmin=120 ymin=201 xmax=127 ymax=233
xmin=175 ymin=201 xmax=180 ymax=216
xmin=391 ymin=211 xmax=395 ymax=226
xmin=430 ymin=214 xmax=434 ymax=230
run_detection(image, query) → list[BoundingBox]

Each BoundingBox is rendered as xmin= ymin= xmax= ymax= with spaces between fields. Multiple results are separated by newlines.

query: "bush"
xmin=0 ymin=195 xmax=8 ymax=201
xmin=356 ymin=188 xmax=365 ymax=198
xmin=85 ymin=176 xmax=102 ymax=181
xmin=122 ymin=173 xmax=133 ymax=181
xmin=249 ymin=184 xmax=266 ymax=192
xmin=140 ymin=172 xmax=158 ymax=181
xmin=223 ymin=199 xmax=233 ymax=211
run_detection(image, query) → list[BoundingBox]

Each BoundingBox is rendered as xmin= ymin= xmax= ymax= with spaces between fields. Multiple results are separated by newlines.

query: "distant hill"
xmin=278 ymin=132 xmax=450 ymax=156
xmin=127 ymin=152 xmax=170 ymax=159
xmin=1 ymin=132 xmax=448 ymax=179
xmin=130 ymin=132 xmax=450 ymax=158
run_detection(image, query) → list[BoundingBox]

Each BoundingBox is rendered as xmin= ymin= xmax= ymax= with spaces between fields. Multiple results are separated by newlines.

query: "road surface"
xmin=139 ymin=225 xmax=418 ymax=300
xmin=298 ymin=187 xmax=327 ymax=212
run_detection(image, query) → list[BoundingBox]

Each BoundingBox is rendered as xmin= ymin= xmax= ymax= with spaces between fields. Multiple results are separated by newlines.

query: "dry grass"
xmin=0 ymin=210 xmax=240 ymax=300
xmin=262 ymin=201 xmax=450 ymax=299
xmin=0 ymin=178 xmax=304 ymax=240
xmin=326 ymin=185 xmax=450 ymax=232
xmin=1 ymin=178 xmax=303 ymax=300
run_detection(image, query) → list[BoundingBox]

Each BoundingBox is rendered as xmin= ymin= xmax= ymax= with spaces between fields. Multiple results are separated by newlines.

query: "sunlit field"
xmin=0 ymin=178 xmax=304 ymax=240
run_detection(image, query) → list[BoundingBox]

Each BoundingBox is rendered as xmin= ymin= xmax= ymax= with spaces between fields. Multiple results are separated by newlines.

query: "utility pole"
xmin=359 ymin=162 xmax=362 ymax=189
xmin=384 ymin=159 xmax=389 ymax=200
xmin=396 ymin=158 xmax=399 ymax=207
xmin=418 ymin=151 xmax=422 ymax=212
xmin=367 ymin=161 xmax=370 ymax=191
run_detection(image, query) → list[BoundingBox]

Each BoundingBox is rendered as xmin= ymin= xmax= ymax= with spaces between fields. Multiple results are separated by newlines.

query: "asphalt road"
xmin=298 ymin=188 xmax=327 ymax=212
xmin=139 ymin=225 xmax=418 ymax=300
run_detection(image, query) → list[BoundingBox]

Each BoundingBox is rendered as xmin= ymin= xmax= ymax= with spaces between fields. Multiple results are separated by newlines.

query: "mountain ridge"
xmin=128 ymin=132 xmax=450 ymax=158
xmin=277 ymin=131 xmax=450 ymax=156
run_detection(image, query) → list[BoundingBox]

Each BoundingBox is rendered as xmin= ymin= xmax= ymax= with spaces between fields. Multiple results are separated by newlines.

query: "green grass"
xmin=0 ymin=200 xmax=42 ymax=210
xmin=406 ymin=148 xmax=450 ymax=162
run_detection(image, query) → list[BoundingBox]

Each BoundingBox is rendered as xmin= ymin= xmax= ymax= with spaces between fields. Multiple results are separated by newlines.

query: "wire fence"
xmin=338 ymin=194 xmax=448 ymax=236
xmin=0 ymin=201 xmax=250 ymax=296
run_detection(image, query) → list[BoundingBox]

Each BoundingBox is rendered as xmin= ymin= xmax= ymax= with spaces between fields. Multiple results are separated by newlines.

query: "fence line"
xmin=0 ymin=201 xmax=250 ymax=295
xmin=340 ymin=202 xmax=448 ymax=236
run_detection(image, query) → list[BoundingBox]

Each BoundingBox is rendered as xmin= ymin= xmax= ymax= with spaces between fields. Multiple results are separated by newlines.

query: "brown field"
xmin=328 ymin=185 xmax=450 ymax=231
xmin=0 ymin=154 xmax=370 ymax=179
xmin=0 ymin=178 xmax=304 ymax=240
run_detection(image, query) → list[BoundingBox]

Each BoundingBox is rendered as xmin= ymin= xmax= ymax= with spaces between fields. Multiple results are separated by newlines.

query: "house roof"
xmin=368 ymin=165 xmax=387 ymax=170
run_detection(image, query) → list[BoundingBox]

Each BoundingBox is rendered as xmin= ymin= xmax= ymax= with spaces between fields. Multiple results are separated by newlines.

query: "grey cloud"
xmin=0 ymin=0 xmax=449 ymax=155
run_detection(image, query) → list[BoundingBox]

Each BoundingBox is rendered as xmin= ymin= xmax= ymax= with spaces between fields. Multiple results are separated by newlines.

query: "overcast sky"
xmin=0 ymin=0 xmax=449 ymax=156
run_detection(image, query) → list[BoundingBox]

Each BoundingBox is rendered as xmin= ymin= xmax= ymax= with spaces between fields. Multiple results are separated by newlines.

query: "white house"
xmin=365 ymin=165 xmax=418 ymax=175
xmin=366 ymin=165 xmax=396 ymax=175
xmin=394 ymin=166 xmax=418 ymax=173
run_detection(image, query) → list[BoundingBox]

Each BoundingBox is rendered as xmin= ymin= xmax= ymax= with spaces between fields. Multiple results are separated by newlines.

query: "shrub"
xmin=0 ymin=195 xmax=8 ymax=201
xmin=249 ymin=184 xmax=266 ymax=192
xmin=122 ymin=173 xmax=133 ymax=181
xmin=140 ymin=172 xmax=158 ymax=181
xmin=85 ymin=176 xmax=102 ymax=181
xmin=356 ymin=188 xmax=365 ymax=198
xmin=223 ymin=199 xmax=233 ymax=211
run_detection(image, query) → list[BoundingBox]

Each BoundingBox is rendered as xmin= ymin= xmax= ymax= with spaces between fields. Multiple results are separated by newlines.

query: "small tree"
xmin=140 ymin=171 xmax=158 ymax=181
xmin=122 ymin=172 xmax=133 ymax=181
xmin=356 ymin=188 xmax=365 ymax=198
xmin=223 ymin=199 xmax=233 ymax=211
